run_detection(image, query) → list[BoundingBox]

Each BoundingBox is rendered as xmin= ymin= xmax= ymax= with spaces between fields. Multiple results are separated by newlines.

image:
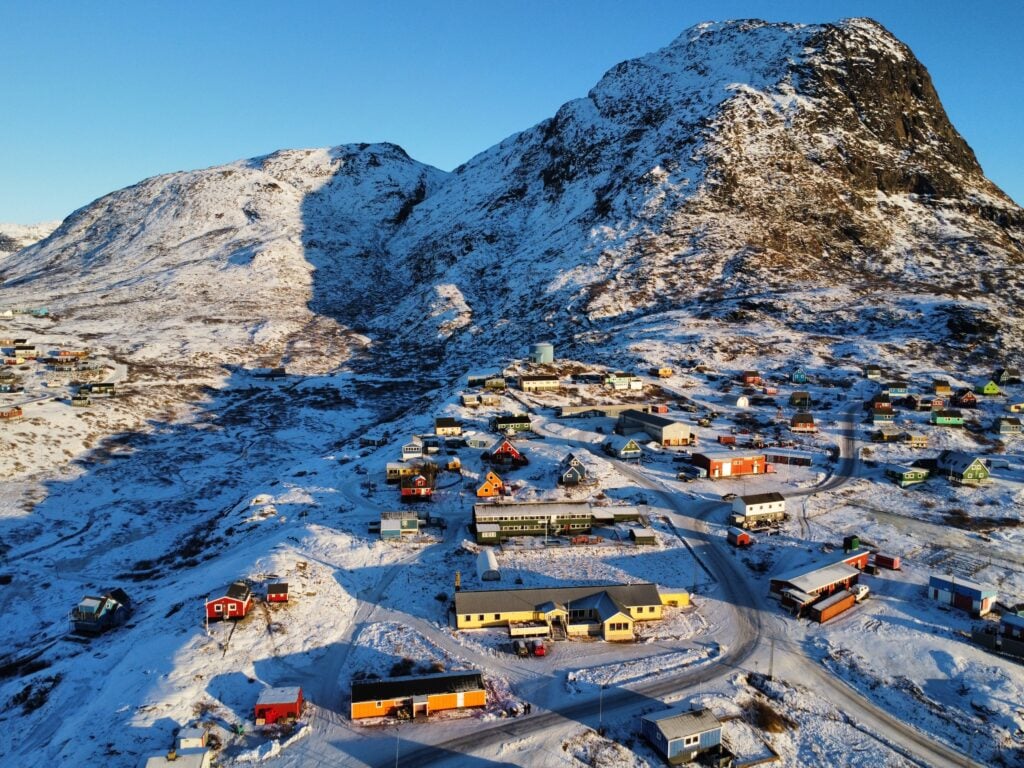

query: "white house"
xmin=402 ymin=439 xmax=424 ymax=460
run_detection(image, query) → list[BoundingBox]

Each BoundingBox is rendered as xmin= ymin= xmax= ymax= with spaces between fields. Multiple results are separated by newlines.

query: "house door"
xmin=456 ymin=692 xmax=464 ymax=708
xmin=953 ymin=593 xmax=973 ymax=612
xmin=721 ymin=462 xmax=731 ymax=477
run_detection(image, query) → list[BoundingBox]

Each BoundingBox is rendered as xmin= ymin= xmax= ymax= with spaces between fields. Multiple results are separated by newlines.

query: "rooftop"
xmin=256 ymin=686 xmax=302 ymax=705
xmin=737 ymin=492 xmax=785 ymax=505
xmin=351 ymin=671 xmax=484 ymax=703
xmin=773 ymin=562 xmax=859 ymax=594
xmin=455 ymin=583 xmax=662 ymax=616
xmin=642 ymin=706 xmax=722 ymax=740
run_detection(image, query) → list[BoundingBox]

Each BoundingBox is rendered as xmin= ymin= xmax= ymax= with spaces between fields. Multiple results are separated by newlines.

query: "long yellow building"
xmin=453 ymin=583 xmax=687 ymax=642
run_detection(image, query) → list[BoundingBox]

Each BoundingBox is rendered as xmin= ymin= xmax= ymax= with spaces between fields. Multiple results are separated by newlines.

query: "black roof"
xmin=222 ymin=581 xmax=251 ymax=600
xmin=351 ymin=671 xmax=484 ymax=702
xmin=494 ymin=414 xmax=530 ymax=424
xmin=267 ymin=582 xmax=289 ymax=594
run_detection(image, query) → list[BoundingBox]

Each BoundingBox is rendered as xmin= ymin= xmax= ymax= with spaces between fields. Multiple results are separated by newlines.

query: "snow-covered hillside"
xmin=3 ymin=18 xmax=1021 ymax=383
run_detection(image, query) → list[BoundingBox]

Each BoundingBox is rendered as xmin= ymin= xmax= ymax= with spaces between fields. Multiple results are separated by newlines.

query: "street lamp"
xmin=598 ymin=684 xmax=606 ymax=736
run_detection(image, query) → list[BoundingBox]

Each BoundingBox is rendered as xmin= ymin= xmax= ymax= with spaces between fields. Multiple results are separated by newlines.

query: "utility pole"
xmin=769 ymin=637 xmax=775 ymax=682
xmin=598 ymin=684 xmax=605 ymax=736
xmin=395 ymin=726 xmax=400 ymax=768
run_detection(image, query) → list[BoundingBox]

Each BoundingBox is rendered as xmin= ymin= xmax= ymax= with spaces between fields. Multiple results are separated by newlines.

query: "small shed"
xmin=255 ymin=686 xmax=304 ymax=725
xmin=177 ymin=728 xmax=207 ymax=750
xmin=382 ymin=511 xmax=421 ymax=537
xmin=476 ymin=548 xmax=500 ymax=581
xmin=267 ymin=583 xmax=289 ymax=603
xmin=726 ymin=527 xmax=752 ymax=547
xmin=629 ymin=528 xmax=657 ymax=546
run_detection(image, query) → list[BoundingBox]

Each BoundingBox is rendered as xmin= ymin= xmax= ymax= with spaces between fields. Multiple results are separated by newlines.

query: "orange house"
xmin=350 ymin=671 xmax=486 ymax=720
xmin=476 ymin=471 xmax=505 ymax=498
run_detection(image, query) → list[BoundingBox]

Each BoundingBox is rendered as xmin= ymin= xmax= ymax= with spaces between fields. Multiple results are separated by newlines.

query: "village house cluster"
xmin=47 ymin=336 xmax=1023 ymax=765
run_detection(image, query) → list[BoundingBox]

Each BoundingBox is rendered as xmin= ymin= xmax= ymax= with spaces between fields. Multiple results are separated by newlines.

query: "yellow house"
xmin=435 ymin=417 xmax=463 ymax=437
xmin=454 ymin=583 xmax=667 ymax=642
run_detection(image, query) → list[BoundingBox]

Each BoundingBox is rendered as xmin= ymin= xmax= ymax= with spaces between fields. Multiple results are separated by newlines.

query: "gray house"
xmin=641 ymin=707 xmax=728 ymax=765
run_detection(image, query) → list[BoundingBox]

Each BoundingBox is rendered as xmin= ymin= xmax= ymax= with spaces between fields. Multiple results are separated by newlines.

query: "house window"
xmin=684 ymin=734 xmax=699 ymax=746
xmin=478 ymin=615 xmax=484 ymax=621
xmin=214 ymin=604 xmax=223 ymax=612
xmin=376 ymin=701 xmax=383 ymax=708
xmin=494 ymin=614 xmax=501 ymax=620
xmin=464 ymin=615 xmax=471 ymax=622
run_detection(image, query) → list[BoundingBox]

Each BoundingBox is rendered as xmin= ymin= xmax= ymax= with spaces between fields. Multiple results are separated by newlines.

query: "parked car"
xmin=853 ymin=584 xmax=870 ymax=602
xmin=530 ymin=639 xmax=547 ymax=657
xmin=513 ymin=640 xmax=529 ymax=657
xmin=721 ymin=493 xmax=737 ymax=502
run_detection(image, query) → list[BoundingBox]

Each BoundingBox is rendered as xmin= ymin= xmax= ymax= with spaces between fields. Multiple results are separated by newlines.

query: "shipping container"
xmin=809 ymin=590 xmax=856 ymax=623
xmin=718 ymin=435 xmax=737 ymax=445
xmin=842 ymin=535 xmax=860 ymax=552
xmin=873 ymin=553 xmax=900 ymax=570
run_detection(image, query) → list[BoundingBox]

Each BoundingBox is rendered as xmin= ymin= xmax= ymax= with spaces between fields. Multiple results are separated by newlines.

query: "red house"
xmin=255 ymin=686 xmax=303 ymax=725
xmin=952 ymin=388 xmax=977 ymax=408
xmin=400 ymin=473 xmax=433 ymax=499
xmin=267 ymin=582 xmax=289 ymax=603
xmin=740 ymin=371 xmax=762 ymax=385
xmin=205 ymin=581 xmax=253 ymax=620
xmin=692 ymin=451 xmax=767 ymax=479
xmin=486 ymin=439 xmax=527 ymax=466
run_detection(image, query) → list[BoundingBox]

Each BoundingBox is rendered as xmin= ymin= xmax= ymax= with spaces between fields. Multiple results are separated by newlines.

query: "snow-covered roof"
xmin=256 ymin=686 xmax=302 ymax=705
xmin=773 ymin=563 xmax=859 ymax=594
xmin=642 ymin=706 xmax=721 ymax=740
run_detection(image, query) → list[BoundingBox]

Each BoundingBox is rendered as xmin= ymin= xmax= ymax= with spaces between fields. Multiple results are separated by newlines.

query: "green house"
xmin=976 ymin=379 xmax=1001 ymax=396
xmin=885 ymin=466 xmax=929 ymax=488
xmin=936 ymin=451 xmax=990 ymax=486
xmin=931 ymin=409 xmax=964 ymax=426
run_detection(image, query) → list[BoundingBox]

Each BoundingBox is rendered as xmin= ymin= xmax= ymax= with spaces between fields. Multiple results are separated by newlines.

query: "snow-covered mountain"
xmin=0 ymin=220 xmax=60 ymax=254
xmin=3 ymin=18 xmax=1022 ymax=374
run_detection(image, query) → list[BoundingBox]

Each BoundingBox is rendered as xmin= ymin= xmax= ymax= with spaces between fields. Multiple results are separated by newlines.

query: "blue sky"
xmin=2 ymin=0 xmax=1022 ymax=222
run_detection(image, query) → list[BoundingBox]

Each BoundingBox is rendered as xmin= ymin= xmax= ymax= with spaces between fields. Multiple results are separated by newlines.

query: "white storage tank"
xmin=529 ymin=343 xmax=554 ymax=364
xmin=476 ymin=548 xmax=500 ymax=581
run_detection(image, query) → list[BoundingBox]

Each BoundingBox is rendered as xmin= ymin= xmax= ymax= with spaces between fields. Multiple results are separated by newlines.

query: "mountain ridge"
xmin=3 ymin=17 xmax=1022 ymax=375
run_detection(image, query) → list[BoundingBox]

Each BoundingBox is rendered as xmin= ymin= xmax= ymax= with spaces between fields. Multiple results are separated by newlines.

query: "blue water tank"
xmin=530 ymin=343 xmax=554 ymax=364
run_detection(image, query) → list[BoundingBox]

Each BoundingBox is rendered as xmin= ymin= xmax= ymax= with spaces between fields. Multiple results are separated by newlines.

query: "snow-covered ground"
xmin=2 ymin=335 xmax=1023 ymax=768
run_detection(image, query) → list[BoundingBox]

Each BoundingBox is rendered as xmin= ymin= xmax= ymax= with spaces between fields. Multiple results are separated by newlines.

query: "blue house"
xmin=641 ymin=706 xmax=724 ymax=765
xmin=791 ymin=367 xmax=808 ymax=384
